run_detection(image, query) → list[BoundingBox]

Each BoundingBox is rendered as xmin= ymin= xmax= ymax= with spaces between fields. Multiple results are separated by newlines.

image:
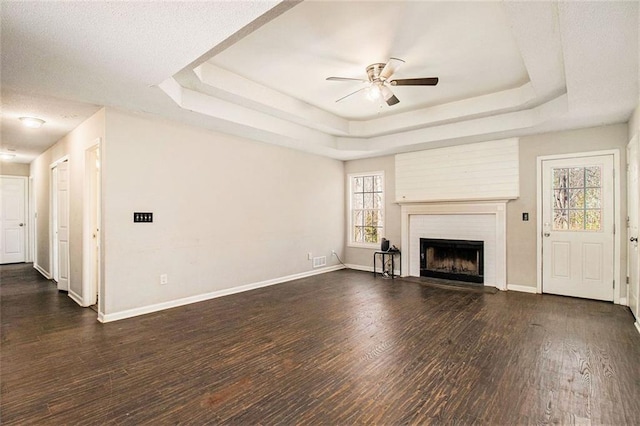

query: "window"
xmin=349 ymin=172 xmax=384 ymax=246
xmin=552 ymin=166 xmax=602 ymax=231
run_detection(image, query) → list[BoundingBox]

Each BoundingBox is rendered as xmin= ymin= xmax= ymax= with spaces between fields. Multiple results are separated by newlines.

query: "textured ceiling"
xmin=1 ymin=0 xmax=638 ymax=163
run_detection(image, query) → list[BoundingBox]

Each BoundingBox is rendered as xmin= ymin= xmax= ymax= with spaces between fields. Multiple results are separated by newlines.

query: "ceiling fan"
xmin=326 ymin=58 xmax=439 ymax=106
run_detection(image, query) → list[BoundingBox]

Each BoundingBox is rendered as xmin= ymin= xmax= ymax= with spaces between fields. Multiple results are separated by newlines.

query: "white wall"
xmin=30 ymin=109 xmax=106 ymax=301
xmin=101 ymin=109 xmax=344 ymax=317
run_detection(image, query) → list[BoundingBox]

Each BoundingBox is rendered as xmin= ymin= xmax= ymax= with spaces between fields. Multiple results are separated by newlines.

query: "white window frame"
xmin=348 ymin=171 xmax=385 ymax=248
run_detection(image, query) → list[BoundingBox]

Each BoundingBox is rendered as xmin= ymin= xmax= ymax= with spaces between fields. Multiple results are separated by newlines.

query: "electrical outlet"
xmin=308 ymin=252 xmax=313 ymax=260
xmin=331 ymin=250 xmax=336 ymax=255
xmin=160 ymin=274 xmax=168 ymax=285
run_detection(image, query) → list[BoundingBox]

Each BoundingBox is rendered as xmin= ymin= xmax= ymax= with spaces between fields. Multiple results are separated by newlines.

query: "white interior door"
xmin=627 ymin=137 xmax=639 ymax=319
xmin=542 ymin=155 xmax=615 ymax=301
xmin=0 ymin=176 xmax=27 ymax=264
xmin=55 ymin=161 xmax=70 ymax=291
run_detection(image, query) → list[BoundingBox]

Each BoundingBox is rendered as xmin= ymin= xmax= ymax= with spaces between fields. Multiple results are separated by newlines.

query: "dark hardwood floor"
xmin=2 ymin=263 xmax=640 ymax=425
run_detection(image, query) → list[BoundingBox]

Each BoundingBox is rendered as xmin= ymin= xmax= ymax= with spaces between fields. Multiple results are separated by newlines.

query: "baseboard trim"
xmin=635 ymin=321 xmax=640 ymax=336
xmin=100 ymin=265 xmax=346 ymax=323
xmin=68 ymin=290 xmax=85 ymax=307
xmin=619 ymin=297 xmax=628 ymax=306
xmin=345 ymin=264 xmax=402 ymax=276
xmin=33 ymin=263 xmax=51 ymax=279
xmin=507 ymin=284 xmax=537 ymax=294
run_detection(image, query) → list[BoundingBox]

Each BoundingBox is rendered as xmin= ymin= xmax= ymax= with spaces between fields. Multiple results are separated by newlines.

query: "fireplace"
xmin=420 ymin=238 xmax=484 ymax=284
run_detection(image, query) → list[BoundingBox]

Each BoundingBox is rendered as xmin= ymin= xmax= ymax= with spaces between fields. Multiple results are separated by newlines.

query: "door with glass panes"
xmin=541 ymin=155 xmax=615 ymax=301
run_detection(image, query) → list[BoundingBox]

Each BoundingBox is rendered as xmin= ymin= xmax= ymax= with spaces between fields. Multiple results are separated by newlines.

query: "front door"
xmin=0 ymin=176 xmax=27 ymax=264
xmin=627 ymin=137 xmax=639 ymax=319
xmin=541 ymin=155 xmax=615 ymax=301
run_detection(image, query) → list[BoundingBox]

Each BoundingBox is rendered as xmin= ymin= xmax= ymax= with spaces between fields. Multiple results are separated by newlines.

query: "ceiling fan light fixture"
xmin=365 ymin=84 xmax=382 ymax=101
xmin=19 ymin=116 xmax=45 ymax=129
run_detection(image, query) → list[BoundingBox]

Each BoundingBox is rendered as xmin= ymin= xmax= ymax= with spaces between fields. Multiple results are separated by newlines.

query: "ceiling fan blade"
xmin=390 ymin=77 xmax=439 ymax=86
xmin=380 ymin=85 xmax=400 ymax=106
xmin=380 ymin=57 xmax=405 ymax=80
xmin=335 ymin=87 xmax=367 ymax=103
xmin=326 ymin=77 xmax=369 ymax=83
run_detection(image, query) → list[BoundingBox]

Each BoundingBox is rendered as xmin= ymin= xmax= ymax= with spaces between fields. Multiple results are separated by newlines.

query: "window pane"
xmin=586 ymin=166 xmax=601 ymax=187
xmin=364 ymin=176 xmax=373 ymax=192
xmin=363 ymin=193 xmax=373 ymax=209
xmin=354 ymin=177 xmax=363 ymax=192
xmin=353 ymin=210 xmax=363 ymax=227
xmin=374 ymin=175 xmax=383 ymax=192
xmin=569 ymin=210 xmax=584 ymax=230
xmin=553 ymin=168 xmax=568 ymax=189
xmin=553 ymin=209 xmax=568 ymax=230
xmin=569 ymin=189 xmax=584 ymax=209
xmin=353 ymin=193 xmax=364 ymax=209
xmin=354 ymin=226 xmax=363 ymax=243
xmin=554 ymin=189 xmax=568 ymax=210
xmin=568 ymin=167 xmax=584 ymax=188
xmin=585 ymin=188 xmax=601 ymax=209
xmin=365 ymin=210 xmax=378 ymax=227
xmin=364 ymin=227 xmax=379 ymax=243
xmin=373 ymin=193 xmax=382 ymax=209
xmin=586 ymin=210 xmax=601 ymax=230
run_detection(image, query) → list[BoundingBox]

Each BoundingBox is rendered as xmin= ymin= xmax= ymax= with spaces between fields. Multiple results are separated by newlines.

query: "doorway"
xmin=51 ymin=158 xmax=70 ymax=291
xmin=0 ymin=176 xmax=27 ymax=264
xmin=539 ymin=153 xmax=617 ymax=301
xmin=83 ymin=142 xmax=101 ymax=308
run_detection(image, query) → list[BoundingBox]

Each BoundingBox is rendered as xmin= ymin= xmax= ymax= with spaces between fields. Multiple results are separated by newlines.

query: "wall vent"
xmin=313 ymin=256 xmax=327 ymax=268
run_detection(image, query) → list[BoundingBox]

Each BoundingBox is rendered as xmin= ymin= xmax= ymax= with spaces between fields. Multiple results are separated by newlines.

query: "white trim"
xmin=507 ymin=284 xmax=538 ymax=294
xmin=345 ymin=263 xmax=373 ymax=272
xmin=399 ymin=201 xmax=508 ymax=290
xmin=347 ymin=170 xmax=385 ymax=248
xmin=345 ymin=263 xmax=401 ymax=276
xmin=635 ymin=321 xmax=640 ymax=336
xmin=68 ymin=290 xmax=85 ymax=307
xmin=619 ymin=297 xmax=628 ymax=306
xmin=98 ymin=265 xmax=346 ymax=323
xmin=33 ymin=263 xmax=51 ymax=279
xmin=536 ymin=150 xmax=622 ymax=304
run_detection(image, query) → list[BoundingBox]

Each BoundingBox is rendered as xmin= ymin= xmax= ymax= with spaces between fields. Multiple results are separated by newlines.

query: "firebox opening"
xmin=420 ymin=238 xmax=484 ymax=284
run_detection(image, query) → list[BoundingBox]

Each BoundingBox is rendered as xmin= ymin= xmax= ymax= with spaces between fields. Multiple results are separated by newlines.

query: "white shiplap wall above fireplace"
xmin=395 ymin=138 xmax=519 ymax=203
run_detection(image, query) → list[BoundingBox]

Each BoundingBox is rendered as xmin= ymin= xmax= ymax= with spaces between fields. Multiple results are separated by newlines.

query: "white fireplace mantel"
xmin=399 ymin=201 xmax=508 ymax=290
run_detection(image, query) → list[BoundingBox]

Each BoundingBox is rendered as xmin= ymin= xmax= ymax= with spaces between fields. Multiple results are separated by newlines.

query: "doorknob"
xmin=19 ymin=223 xmax=24 ymax=227
xmin=544 ymin=232 xmax=551 ymax=237
xmin=631 ymin=237 xmax=638 ymax=242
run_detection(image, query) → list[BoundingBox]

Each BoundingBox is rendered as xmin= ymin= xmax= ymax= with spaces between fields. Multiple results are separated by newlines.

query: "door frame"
xmin=536 ymin=149 xmax=622 ymax=304
xmin=82 ymin=139 xmax=101 ymax=308
xmin=50 ymin=156 xmax=69 ymax=285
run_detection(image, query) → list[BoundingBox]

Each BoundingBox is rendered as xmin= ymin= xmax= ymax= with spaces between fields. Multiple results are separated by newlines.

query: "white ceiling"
xmin=1 ymin=1 xmax=638 ymax=164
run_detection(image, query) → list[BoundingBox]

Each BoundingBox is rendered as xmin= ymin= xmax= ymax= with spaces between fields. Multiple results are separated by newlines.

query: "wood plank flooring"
xmin=2 ymin=263 xmax=640 ymax=424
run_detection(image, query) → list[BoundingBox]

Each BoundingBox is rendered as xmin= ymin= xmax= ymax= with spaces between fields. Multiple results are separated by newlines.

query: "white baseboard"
xmin=619 ymin=297 xmax=628 ymax=306
xmin=507 ymin=284 xmax=537 ymax=294
xmin=100 ymin=264 xmax=346 ymax=323
xmin=68 ymin=290 xmax=86 ymax=307
xmin=635 ymin=321 xmax=640 ymax=336
xmin=345 ymin=263 xmax=402 ymax=276
xmin=33 ymin=263 xmax=51 ymax=279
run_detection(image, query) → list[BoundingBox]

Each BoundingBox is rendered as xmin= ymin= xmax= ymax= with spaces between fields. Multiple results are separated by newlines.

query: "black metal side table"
xmin=373 ymin=250 xmax=401 ymax=279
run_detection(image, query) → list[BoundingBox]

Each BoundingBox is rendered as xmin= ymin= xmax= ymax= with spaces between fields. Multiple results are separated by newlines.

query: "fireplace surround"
xmin=400 ymin=201 xmax=508 ymax=290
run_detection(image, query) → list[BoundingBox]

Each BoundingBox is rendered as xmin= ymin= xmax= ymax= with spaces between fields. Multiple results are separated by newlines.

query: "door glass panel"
xmin=552 ymin=166 xmax=602 ymax=231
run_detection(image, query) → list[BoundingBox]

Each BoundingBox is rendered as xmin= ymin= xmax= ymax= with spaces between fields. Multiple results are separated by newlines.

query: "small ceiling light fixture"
xmin=19 ymin=116 xmax=45 ymax=128
xmin=0 ymin=153 xmax=16 ymax=161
